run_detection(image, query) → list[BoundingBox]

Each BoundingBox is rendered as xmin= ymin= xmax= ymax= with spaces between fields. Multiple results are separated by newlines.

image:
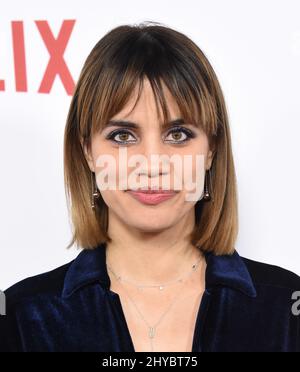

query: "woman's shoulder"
xmin=241 ymin=255 xmax=300 ymax=291
xmin=4 ymin=260 xmax=73 ymax=308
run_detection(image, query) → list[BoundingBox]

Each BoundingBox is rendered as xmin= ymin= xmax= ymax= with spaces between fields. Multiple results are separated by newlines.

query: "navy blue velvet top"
xmin=1 ymin=242 xmax=300 ymax=352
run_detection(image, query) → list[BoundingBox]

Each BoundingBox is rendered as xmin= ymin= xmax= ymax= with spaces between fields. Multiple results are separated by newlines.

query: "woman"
xmin=1 ymin=22 xmax=299 ymax=352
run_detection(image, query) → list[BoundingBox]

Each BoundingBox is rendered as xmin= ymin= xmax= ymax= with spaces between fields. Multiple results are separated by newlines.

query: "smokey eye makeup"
xmin=105 ymin=126 xmax=197 ymax=145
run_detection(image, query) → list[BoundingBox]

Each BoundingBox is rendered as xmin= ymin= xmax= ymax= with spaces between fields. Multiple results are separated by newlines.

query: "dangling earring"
xmin=91 ymin=171 xmax=100 ymax=210
xmin=203 ymin=169 xmax=213 ymax=202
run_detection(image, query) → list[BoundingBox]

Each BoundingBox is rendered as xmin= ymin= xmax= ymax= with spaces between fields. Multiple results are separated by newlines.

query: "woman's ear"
xmin=81 ymin=137 xmax=95 ymax=172
xmin=206 ymin=148 xmax=215 ymax=170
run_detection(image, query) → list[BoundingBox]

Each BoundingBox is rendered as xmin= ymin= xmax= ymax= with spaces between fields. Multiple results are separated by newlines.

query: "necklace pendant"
xmin=149 ymin=327 xmax=155 ymax=339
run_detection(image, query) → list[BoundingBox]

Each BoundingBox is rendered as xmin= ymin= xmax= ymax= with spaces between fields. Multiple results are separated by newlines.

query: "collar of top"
xmin=62 ymin=242 xmax=257 ymax=299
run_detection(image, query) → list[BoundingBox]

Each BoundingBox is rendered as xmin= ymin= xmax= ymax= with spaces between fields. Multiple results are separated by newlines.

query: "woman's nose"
xmin=136 ymin=137 xmax=172 ymax=178
xmin=138 ymin=130 xmax=171 ymax=157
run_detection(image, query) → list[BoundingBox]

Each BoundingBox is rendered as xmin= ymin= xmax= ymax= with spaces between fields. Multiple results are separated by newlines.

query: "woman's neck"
xmin=105 ymin=210 xmax=204 ymax=284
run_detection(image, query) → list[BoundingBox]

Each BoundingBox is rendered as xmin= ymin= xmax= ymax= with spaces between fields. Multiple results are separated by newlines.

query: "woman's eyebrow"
xmin=105 ymin=118 xmax=186 ymax=129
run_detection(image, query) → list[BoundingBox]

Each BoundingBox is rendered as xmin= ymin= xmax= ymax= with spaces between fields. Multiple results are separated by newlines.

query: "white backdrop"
xmin=1 ymin=0 xmax=299 ymax=290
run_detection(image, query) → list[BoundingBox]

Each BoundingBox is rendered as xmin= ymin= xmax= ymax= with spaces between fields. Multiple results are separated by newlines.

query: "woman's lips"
xmin=126 ymin=190 xmax=178 ymax=205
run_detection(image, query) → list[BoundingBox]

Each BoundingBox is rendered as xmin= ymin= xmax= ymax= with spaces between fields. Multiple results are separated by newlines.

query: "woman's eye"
xmin=105 ymin=127 xmax=195 ymax=145
xmin=106 ymin=130 xmax=137 ymax=144
xmin=164 ymin=128 xmax=195 ymax=144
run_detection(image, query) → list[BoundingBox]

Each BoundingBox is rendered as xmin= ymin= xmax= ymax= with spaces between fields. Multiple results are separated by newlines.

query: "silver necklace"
xmin=106 ymin=257 xmax=202 ymax=291
xmin=107 ymin=256 xmax=204 ymax=352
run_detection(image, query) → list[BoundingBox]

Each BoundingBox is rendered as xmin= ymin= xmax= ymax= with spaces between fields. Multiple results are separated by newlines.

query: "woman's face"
xmin=84 ymin=78 xmax=214 ymax=233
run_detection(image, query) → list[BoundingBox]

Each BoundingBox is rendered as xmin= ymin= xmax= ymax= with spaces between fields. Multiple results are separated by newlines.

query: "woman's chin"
xmin=126 ymin=218 xmax=175 ymax=233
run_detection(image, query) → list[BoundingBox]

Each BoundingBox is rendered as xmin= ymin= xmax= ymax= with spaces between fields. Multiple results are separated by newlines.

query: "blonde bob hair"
xmin=63 ymin=21 xmax=238 ymax=255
